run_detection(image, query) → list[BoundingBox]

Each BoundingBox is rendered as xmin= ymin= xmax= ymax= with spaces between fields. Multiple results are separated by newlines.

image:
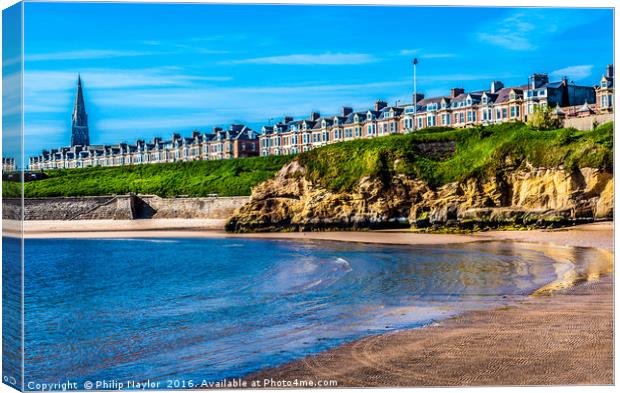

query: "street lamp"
xmin=412 ymin=58 xmax=419 ymax=131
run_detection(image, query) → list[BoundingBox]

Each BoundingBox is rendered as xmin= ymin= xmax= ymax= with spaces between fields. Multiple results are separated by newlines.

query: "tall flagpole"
xmin=413 ymin=58 xmax=418 ymax=131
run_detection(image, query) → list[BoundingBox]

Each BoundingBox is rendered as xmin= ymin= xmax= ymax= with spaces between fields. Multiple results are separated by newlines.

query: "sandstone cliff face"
xmin=225 ymin=161 xmax=613 ymax=232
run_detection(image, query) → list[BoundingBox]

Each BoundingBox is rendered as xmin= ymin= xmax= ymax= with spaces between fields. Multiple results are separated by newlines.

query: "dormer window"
xmin=466 ymin=98 xmax=472 ymax=106
xmin=354 ymin=115 xmax=359 ymax=122
xmin=334 ymin=118 xmax=339 ymax=125
xmin=367 ymin=112 xmax=372 ymax=121
xmin=482 ymin=96 xmax=487 ymax=104
xmin=510 ymin=93 xmax=515 ymax=100
xmin=322 ymin=120 xmax=327 ymax=128
xmin=602 ymin=81 xmax=608 ymax=88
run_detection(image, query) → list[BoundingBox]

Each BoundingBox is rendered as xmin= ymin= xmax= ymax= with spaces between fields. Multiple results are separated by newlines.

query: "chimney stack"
xmin=412 ymin=93 xmax=425 ymax=103
xmin=309 ymin=111 xmax=321 ymax=121
xmin=374 ymin=100 xmax=388 ymax=111
xmin=342 ymin=106 xmax=353 ymax=116
xmin=606 ymin=64 xmax=614 ymax=79
xmin=529 ymin=73 xmax=549 ymax=89
xmin=490 ymin=81 xmax=504 ymax=94
xmin=450 ymin=88 xmax=465 ymax=98
xmin=283 ymin=116 xmax=294 ymax=123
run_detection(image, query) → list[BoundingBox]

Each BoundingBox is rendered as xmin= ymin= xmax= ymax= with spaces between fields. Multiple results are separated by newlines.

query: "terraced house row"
xmin=259 ymin=66 xmax=613 ymax=156
xmin=29 ymin=125 xmax=258 ymax=170
xmin=28 ymin=65 xmax=614 ymax=170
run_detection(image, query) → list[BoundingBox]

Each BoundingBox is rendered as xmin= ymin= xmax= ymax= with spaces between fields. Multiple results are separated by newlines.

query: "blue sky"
xmin=18 ymin=2 xmax=614 ymax=160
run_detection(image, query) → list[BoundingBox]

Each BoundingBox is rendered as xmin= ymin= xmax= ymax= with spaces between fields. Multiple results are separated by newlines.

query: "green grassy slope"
xmin=5 ymin=122 xmax=612 ymax=198
xmin=1 ymin=180 xmax=21 ymax=198
xmin=297 ymin=122 xmax=613 ymax=192
xmin=15 ymin=155 xmax=291 ymax=198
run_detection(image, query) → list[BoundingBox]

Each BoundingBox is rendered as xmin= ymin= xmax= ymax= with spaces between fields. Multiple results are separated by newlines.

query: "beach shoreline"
xmin=8 ymin=219 xmax=613 ymax=249
xmin=7 ymin=220 xmax=615 ymax=386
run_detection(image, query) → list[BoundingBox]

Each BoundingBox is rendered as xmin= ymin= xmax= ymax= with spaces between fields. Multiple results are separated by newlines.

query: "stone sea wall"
xmin=2 ymin=195 xmax=249 ymax=220
xmin=563 ymin=114 xmax=614 ymax=131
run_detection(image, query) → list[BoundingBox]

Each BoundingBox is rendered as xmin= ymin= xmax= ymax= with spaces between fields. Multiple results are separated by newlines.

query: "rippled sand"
xmin=249 ymin=223 xmax=614 ymax=386
xmin=250 ymin=275 xmax=613 ymax=386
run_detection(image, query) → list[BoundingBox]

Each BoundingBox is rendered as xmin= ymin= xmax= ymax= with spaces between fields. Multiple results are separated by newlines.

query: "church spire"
xmin=71 ymin=74 xmax=90 ymax=146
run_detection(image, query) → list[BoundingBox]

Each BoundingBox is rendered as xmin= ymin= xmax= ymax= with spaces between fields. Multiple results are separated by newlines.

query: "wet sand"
xmin=11 ymin=220 xmax=615 ymax=386
xmin=250 ymin=223 xmax=615 ymax=386
xmin=250 ymin=275 xmax=613 ymax=386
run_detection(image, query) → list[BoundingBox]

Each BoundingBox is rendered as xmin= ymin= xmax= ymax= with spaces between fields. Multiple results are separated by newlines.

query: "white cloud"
xmin=229 ymin=52 xmax=378 ymax=65
xmin=2 ymin=56 xmax=22 ymax=68
xmin=477 ymin=12 xmax=538 ymax=51
xmin=27 ymin=49 xmax=157 ymax=61
xmin=2 ymin=72 xmax=22 ymax=117
xmin=96 ymin=113 xmax=230 ymax=132
xmin=24 ymin=122 xmax=66 ymax=137
xmin=420 ymin=72 xmax=511 ymax=83
xmin=24 ymin=68 xmax=232 ymax=93
xmin=398 ymin=49 xmax=455 ymax=59
xmin=550 ymin=65 xmax=594 ymax=81
xmin=399 ymin=49 xmax=420 ymax=56
xmin=422 ymin=53 xmax=456 ymax=59
xmin=26 ymin=46 xmax=229 ymax=63
xmin=478 ymin=32 xmax=535 ymax=51
xmin=477 ymin=10 xmax=597 ymax=51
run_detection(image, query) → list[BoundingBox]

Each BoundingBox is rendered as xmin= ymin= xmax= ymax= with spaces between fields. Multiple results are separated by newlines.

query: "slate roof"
xmin=312 ymin=117 xmax=334 ymax=130
xmin=494 ymin=87 xmax=524 ymax=104
xmin=344 ymin=111 xmax=366 ymax=124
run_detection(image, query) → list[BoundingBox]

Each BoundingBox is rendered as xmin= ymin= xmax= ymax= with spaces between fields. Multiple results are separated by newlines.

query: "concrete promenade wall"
xmin=4 ymin=196 xmax=136 ymax=220
xmin=563 ymin=114 xmax=614 ymax=131
xmin=2 ymin=195 xmax=249 ymax=220
xmin=137 ymin=196 xmax=250 ymax=219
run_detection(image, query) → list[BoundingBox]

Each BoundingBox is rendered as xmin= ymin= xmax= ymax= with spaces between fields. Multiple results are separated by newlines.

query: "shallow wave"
xmin=95 ymin=238 xmax=181 ymax=243
xmin=263 ymin=256 xmax=354 ymax=294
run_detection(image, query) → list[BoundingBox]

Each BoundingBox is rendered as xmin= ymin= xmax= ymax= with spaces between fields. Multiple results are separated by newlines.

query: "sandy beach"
xmin=13 ymin=219 xmax=614 ymax=248
xmin=9 ymin=220 xmax=615 ymax=386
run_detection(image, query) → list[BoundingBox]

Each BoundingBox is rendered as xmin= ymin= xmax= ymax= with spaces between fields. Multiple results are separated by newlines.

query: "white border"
xmin=0 ymin=1 xmax=617 ymax=393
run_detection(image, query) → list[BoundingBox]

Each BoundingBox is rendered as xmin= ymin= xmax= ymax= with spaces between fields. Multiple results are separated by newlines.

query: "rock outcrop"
xmin=226 ymin=160 xmax=613 ymax=232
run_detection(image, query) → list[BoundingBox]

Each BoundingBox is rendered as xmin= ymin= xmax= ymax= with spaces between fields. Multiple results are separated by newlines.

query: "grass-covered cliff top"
xmin=298 ymin=121 xmax=613 ymax=192
xmin=5 ymin=155 xmax=290 ymax=198
xmin=3 ymin=121 xmax=613 ymax=198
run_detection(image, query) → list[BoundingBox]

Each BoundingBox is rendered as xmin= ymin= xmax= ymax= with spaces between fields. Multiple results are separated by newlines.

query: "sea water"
xmin=16 ymin=237 xmax=603 ymax=388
